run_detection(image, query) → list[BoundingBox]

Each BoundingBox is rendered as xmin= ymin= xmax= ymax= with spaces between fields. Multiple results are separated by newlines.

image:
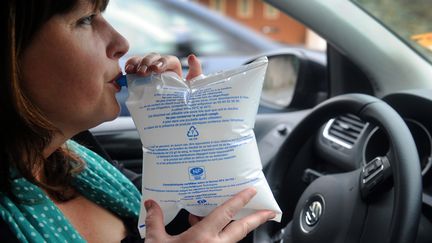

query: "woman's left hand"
xmin=124 ymin=53 xmax=202 ymax=81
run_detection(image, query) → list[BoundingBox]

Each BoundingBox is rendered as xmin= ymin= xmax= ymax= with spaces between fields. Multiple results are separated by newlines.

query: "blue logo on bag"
xmin=189 ymin=167 xmax=206 ymax=180
xmin=190 ymin=167 xmax=204 ymax=175
xmin=197 ymin=199 xmax=207 ymax=204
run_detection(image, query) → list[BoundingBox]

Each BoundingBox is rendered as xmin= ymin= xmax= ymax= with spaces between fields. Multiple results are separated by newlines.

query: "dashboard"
xmin=314 ymin=90 xmax=432 ymax=236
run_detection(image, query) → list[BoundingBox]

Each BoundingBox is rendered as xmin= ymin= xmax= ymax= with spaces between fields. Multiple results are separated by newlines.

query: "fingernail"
xmin=188 ymin=54 xmax=196 ymax=61
xmin=125 ymin=64 xmax=134 ymax=72
xmin=267 ymin=212 xmax=276 ymax=220
xmin=144 ymin=200 xmax=153 ymax=211
xmin=154 ymin=61 xmax=163 ymax=68
xmin=137 ymin=64 xmax=147 ymax=73
xmin=246 ymin=187 xmax=257 ymax=196
xmin=149 ymin=62 xmax=163 ymax=72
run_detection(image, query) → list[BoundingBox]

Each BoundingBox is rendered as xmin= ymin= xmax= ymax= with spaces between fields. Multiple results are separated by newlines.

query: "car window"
xmin=353 ymin=0 xmax=432 ymax=64
xmin=104 ymin=0 xmax=261 ymax=57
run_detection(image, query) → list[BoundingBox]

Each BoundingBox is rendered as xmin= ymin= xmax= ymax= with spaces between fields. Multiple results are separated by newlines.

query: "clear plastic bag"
xmin=124 ymin=56 xmax=281 ymax=238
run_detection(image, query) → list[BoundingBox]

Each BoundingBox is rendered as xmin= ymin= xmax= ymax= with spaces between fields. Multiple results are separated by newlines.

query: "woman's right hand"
xmin=144 ymin=187 xmax=276 ymax=243
xmin=124 ymin=53 xmax=202 ymax=81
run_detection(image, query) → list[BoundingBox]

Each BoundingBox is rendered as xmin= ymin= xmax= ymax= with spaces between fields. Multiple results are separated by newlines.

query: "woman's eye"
xmin=77 ymin=14 xmax=96 ymax=26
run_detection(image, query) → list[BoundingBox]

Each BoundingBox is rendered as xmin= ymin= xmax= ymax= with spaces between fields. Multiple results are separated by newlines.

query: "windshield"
xmin=353 ymin=0 xmax=432 ymax=64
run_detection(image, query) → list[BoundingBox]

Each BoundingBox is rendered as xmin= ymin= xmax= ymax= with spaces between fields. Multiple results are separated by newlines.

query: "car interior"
xmin=89 ymin=0 xmax=432 ymax=242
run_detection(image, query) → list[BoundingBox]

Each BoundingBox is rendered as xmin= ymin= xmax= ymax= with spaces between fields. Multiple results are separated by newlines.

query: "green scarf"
xmin=0 ymin=140 xmax=141 ymax=242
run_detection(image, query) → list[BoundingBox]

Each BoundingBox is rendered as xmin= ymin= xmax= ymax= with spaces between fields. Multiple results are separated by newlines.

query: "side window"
xmin=105 ymin=0 xmax=247 ymax=57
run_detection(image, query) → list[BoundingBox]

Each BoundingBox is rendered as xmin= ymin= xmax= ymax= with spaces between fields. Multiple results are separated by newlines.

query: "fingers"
xmin=125 ymin=56 xmax=144 ymax=73
xmin=125 ymin=53 xmax=182 ymax=77
xmin=185 ymin=54 xmax=203 ymax=81
xmin=195 ymin=188 xmax=257 ymax=233
xmin=125 ymin=53 xmax=203 ymax=81
xmin=144 ymin=200 xmax=170 ymax=242
xmin=220 ymin=210 xmax=276 ymax=242
xmin=159 ymin=188 xmax=271 ymax=243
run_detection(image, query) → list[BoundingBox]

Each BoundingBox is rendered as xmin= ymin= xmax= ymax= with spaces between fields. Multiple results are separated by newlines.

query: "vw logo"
xmin=300 ymin=194 xmax=325 ymax=233
xmin=305 ymin=201 xmax=323 ymax=226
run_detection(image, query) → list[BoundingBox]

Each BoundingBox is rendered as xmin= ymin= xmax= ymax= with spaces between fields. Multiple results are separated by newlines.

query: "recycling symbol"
xmin=187 ymin=126 xmax=199 ymax=138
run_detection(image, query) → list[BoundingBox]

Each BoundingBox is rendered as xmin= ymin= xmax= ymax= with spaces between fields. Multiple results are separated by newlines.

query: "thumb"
xmin=188 ymin=213 xmax=203 ymax=226
xmin=186 ymin=54 xmax=203 ymax=81
xmin=144 ymin=200 xmax=169 ymax=242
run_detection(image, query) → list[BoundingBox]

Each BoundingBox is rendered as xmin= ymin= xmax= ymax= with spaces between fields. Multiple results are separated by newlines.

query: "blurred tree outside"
xmin=355 ymin=0 xmax=432 ymax=63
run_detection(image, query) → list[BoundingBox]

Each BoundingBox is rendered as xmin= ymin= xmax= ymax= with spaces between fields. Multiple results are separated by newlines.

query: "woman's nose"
xmin=107 ymin=27 xmax=129 ymax=59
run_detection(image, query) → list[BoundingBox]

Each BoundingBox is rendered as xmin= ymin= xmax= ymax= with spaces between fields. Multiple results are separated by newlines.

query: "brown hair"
xmin=1 ymin=0 xmax=108 ymax=201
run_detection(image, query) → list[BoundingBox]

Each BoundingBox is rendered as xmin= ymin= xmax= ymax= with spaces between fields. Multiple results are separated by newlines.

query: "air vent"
xmin=323 ymin=114 xmax=368 ymax=149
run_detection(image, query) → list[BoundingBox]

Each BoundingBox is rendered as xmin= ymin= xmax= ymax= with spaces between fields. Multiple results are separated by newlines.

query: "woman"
xmin=0 ymin=0 xmax=275 ymax=242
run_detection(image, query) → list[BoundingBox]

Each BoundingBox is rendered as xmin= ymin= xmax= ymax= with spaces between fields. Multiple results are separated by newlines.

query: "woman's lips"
xmin=109 ymin=72 xmax=123 ymax=92
xmin=112 ymin=81 xmax=121 ymax=91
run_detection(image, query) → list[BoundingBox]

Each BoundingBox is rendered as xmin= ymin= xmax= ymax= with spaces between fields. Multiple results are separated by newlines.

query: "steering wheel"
xmin=254 ymin=94 xmax=422 ymax=243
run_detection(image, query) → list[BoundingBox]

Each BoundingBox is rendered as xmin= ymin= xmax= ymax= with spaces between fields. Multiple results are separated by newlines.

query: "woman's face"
xmin=20 ymin=0 xmax=129 ymax=137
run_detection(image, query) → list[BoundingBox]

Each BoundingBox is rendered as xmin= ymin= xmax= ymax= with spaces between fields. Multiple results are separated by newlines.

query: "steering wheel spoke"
xmin=271 ymin=221 xmax=293 ymax=243
xmin=360 ymin=156 xmax=392 ymax=200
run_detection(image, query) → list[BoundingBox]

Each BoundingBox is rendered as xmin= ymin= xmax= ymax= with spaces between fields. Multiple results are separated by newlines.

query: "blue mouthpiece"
xmin=116 ymin=74 xmax=127 ymax=87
